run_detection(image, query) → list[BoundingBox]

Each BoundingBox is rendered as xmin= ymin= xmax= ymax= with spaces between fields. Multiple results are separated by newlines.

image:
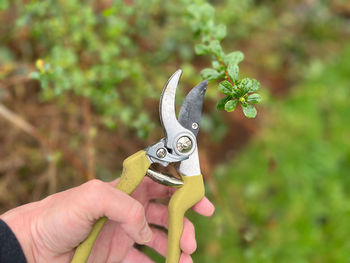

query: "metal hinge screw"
xmin=176 ymin=136 xmax=193 ymax=153
xmin=156 ymin=148 xmax=167 ymax=158
xmin=192 ymin=122 xmax=199 ymax=130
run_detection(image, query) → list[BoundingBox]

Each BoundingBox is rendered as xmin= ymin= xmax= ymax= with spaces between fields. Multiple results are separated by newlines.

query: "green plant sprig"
xmin=186 ymin=2 xmax=261 ymax=118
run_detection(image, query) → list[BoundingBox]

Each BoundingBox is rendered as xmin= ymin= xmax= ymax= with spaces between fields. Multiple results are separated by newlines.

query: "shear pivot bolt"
xmin=156 ymin=148 xmax=167 ymax=158
xmin=176 ymin=136 xmax=193 ymax=153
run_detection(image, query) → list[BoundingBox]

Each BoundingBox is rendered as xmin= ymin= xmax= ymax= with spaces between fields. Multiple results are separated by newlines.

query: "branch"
xmin=0 ymin=103 xmax=88 ymax=180
xmin=0 ymin=74 xmax=32 ymax=89
xmin=82 ymin=98 xmax=95 ymax=180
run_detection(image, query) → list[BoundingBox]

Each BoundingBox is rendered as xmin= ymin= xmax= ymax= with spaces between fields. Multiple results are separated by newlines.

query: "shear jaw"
xmin=145 ymin=69 xmax=204 ymax=185
xmin=147 ymin=69 xmax=198 ymax=165
xmin=159 ymin=69 xmax=197 ymax=157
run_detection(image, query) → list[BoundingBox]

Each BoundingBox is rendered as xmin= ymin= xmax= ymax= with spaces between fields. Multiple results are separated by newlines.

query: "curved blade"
xmin=159 ymin=69 xmax=188 ymax=148
xmin=178 ymin=80 xmax=208 ymax=137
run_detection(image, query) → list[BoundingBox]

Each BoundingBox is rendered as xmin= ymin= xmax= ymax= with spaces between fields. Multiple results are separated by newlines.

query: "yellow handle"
xmin=71 ymin=150 xmax=151 ymax=263
xmin=166 ymin=174 xmax=205 ymax=263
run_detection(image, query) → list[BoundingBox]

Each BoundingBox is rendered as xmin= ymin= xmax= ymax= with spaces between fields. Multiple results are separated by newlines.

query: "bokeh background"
xmin=1 ymin=0 xmax=350 ymax=262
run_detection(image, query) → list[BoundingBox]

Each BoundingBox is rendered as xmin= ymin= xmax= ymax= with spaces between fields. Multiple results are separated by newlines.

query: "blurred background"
xmin=1 ymin=0 xmax=350 ymax=262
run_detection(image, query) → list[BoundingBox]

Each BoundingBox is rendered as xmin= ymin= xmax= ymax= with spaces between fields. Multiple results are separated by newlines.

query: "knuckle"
xmin=184 ymin=218 xmax=195 ymax=233
xmin=128 ymin=202 xmax=145 ymax=225
xmin=184 ymin=219 xmax=197 ymax=253
xmin=82 ymin=179 xmax=106 ymax=201
xmin=85 ymin=179 xmax=104 ymax=192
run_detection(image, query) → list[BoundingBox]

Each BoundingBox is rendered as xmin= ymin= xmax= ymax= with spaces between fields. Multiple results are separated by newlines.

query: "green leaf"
xmin=224 ymin=100 xmax=238 ymax=112
xmin=227 ymin=62 xmax=239 ymax=82
xmin=195 ymin=44 xmax=209 ymax=55
xmin=223 ymin=51 xmax=244 ymax=65
xmin=239 ymin=78 xmax=252 ymax=93
xmin=242 ymin=104 xmax=257 ymax=118
xmin=29 ymin=71 xmax=40 ymax=80
xmin=198 ymin=3 xmax=215 ymax=20
xmin=103 ymin=116 xmax=117 ymax=129
xmin=219 ymin=80 xmax=233 ymax=95
xmin=209 ymin=40 xmax=223 ymax=58
xmin=231 ymin=87 xmax=240 ymax=99
xmin=247 ymin=93 xmax=261 ymax=104
xmin=215 ymin=24 xmax=227 ymax=40
xmin=241 ymin=101 xmax=248 ymax=108
xmin=102 ymin=7 xmax=117 ymax=17
xmin=211 ymin=60 xmax=220 ymax=70
xmin=0 ymin=0 xmax=9 ymax=10
xmin=249 ymin=79 xmax=260 ymax=92
xmin=201 ymin=68 xmax=221 ymax=80
xmin=216 ymin=95 xmax=231 ymax=110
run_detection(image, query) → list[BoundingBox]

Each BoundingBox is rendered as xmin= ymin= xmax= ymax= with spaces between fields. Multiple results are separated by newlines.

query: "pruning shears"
xmin=71 ymin=69 xmax=208 ymax=263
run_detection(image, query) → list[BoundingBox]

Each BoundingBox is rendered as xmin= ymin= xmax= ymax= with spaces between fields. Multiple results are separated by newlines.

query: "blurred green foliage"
xmin=193 ymin=47 xmax=350 ymax=262
xmin=1 ymin=0 xmax=261 ymax=141
xmin=1 ymin=0 xmax=347 ymax=139
xmin=16 ymin=0 xmax=161 ymax=137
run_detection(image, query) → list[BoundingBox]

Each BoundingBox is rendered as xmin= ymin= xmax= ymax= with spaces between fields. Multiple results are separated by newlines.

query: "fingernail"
xmin=140 ymin=224 xmax=152 ymax=243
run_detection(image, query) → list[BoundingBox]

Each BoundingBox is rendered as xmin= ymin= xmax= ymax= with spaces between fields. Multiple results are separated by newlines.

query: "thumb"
xmin=77 ymin=179 xmax=152 ymax=244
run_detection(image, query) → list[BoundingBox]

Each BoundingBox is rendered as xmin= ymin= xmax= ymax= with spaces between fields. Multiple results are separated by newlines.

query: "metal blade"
xmin=178 ymin=80 xmax=208 ymax=137
xmin=159 ymin=69 xmax=188 ymax=148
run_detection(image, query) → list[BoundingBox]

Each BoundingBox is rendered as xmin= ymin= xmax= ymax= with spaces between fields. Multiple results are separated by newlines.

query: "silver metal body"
xmin=145 ymin=69 xmax=207 ymax=185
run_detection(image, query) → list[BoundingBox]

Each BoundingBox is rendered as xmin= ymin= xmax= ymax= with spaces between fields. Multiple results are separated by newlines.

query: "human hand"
xmin=1 ymin=177 xmax=214 ymax=263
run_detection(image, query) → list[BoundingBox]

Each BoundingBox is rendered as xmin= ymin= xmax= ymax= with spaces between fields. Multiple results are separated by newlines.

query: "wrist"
xmin=1 ymin=202 xmax=41 ymax=262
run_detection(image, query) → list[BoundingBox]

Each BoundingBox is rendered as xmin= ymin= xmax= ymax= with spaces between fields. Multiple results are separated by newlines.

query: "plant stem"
xmin=82 ymin=98 xmax=95 ymax=180
xmin=0 ymin=103 xmax=89 ymax=180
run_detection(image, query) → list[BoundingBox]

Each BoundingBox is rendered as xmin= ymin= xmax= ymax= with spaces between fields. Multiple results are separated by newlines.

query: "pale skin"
xmin=0 ymin=177 xmax=215 ymax=263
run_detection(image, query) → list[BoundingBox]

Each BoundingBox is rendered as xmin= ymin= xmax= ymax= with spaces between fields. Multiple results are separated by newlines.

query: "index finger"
xmin=192 ymin=197 xmax=215 ymax=216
